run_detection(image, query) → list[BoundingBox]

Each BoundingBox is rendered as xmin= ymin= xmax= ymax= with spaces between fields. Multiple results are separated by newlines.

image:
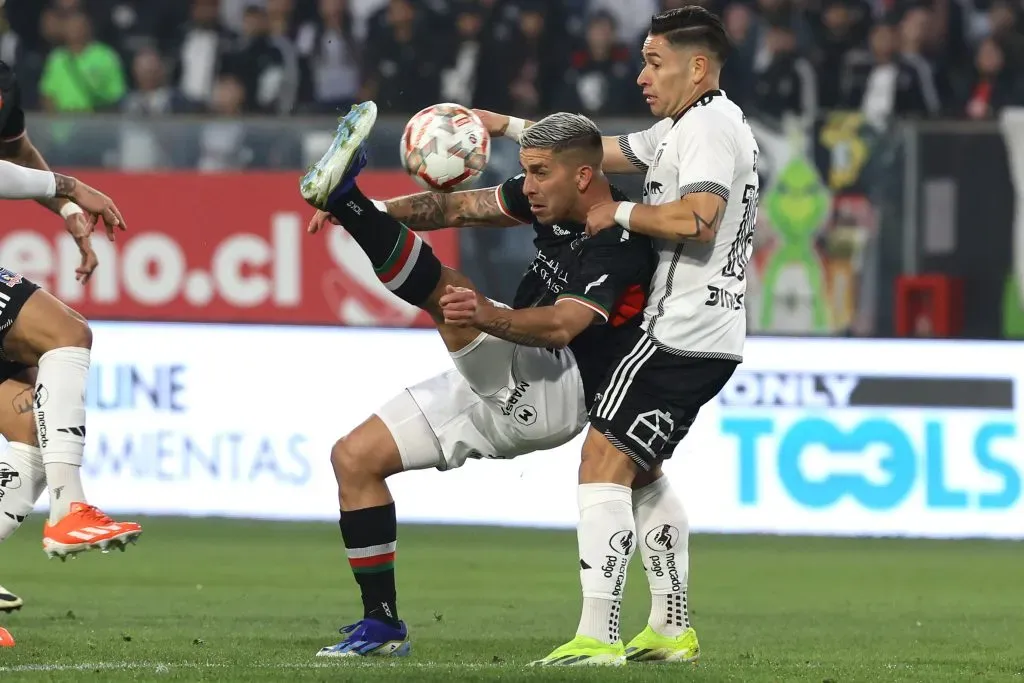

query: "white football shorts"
xmin=376 ymin=328 xmax=587 ymax=471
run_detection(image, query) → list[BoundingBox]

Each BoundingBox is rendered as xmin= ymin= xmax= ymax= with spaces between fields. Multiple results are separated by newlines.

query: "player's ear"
xmin=576 ymin=165 xmax=594 ymax=192
xmin=691 ymin=52 xmax=708 ymax=83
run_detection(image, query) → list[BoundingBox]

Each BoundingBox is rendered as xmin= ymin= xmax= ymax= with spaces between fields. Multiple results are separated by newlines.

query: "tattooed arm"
xmin=618 ymin=193 xmax=726 ymax=243
xmin=439 ymin=286 xmax=597 ymax=349
xmin=0 ymin=134 xmax=71 ymax=215
xmin=383 ymin=187 xmax=523 ymax=231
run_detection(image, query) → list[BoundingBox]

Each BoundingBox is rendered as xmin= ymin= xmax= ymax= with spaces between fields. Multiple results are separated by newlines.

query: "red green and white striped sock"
xmin=325 ymin=184 xmax=441 ymax=306
xmin=339 ymin=504 xmax=400 ymax=624
xmin=347 ymin=542 xmax=397 ymax=575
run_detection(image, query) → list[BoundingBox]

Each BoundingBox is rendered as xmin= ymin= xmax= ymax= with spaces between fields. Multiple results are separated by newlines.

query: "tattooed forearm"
xmin=476 ymin=317 xmax=555 ymax=348
xmin=385 ymin=192 xmax=450 ymax=229
xmin=0 ymin=135 xmax=69 ymax=213
xmin=691 ymin=205 xmax=722 ymax=238
xmin=54 ymin=173 xmax=78 ymax=199
xmin=384 ymin=188 xmax=518 ymax=231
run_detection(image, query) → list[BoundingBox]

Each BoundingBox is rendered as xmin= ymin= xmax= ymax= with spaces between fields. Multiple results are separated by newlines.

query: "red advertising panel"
xmin=0 ymin=171 xmax=458 ymax=327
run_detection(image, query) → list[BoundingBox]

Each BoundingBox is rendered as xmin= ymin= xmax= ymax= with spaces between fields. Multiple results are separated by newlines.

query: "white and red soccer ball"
xmin=401 ymin=103 xmax=490 ymax=191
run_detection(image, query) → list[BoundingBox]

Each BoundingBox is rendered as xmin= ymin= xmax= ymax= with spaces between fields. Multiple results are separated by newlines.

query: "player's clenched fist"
xmin=439 ymin=285 xmax=485 ymax=326
xmin=585 ymin=201 xmax=621 ymax=236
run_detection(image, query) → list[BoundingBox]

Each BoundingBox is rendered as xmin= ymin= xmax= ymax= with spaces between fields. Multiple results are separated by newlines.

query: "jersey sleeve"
xmin=494 ymin=173 xmax=534 ymax=224
xmin=617 ymin=118 xmax=672 ymax=172
xmin=558 ymin=228 xmax=652 ymax=324
xmin=676 ymin=109 xmax=736 ymax=202
xmin=0 ymin=61 xmax=26 ymax=143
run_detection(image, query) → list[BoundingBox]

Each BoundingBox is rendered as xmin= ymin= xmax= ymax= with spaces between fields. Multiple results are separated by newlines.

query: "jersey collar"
xmin=672 ymin=89 xmax=722 ymax=123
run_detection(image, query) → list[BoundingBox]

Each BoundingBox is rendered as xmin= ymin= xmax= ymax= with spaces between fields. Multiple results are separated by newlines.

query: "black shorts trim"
xmin=590 ymin=329 xmax=737 ymax=471
xmin=0 ymin=267 xmax=40 ymax=357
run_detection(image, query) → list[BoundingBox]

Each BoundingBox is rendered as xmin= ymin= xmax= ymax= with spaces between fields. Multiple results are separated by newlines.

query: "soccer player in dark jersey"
xmin=300 ymin=102 xmax=654 ymax=658
xmin=0 ymin=61 xmax=140 ymax=612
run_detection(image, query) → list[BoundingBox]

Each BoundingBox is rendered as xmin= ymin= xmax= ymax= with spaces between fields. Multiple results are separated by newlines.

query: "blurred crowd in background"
xmin=1 ymin=0 xmax=1022 ymax=123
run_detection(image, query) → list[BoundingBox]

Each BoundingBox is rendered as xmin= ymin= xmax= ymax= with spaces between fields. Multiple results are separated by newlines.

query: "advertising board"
xmin=36 ymin=324 xmax=1023 ymax=539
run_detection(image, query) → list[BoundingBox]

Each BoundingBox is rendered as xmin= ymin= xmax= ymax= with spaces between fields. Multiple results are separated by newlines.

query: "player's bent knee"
xmin=579 ymin=427 xmax=638 ymax=486
xmin=330 ymin=416 xmax=405 ymax=487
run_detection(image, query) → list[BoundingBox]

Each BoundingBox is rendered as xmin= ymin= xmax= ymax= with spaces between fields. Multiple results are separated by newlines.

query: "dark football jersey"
xmin=495 ymin=174 xmax=655 ymax=408
xmin=0 ymin=61 xmax=26 ymax=143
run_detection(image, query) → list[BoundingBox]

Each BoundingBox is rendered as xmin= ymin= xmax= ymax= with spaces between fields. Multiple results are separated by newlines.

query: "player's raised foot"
xmin=529 ymin=635 xmax=627 ymax=667
xmin=42 ymin=503 xmax=142 ymax=560
xmin=315 ymin=618 xmax=411 ymax=658
xmin=300 ymin=101 xmax=377 ymax=210
xmin=624 ymin=625 xmax=700 ymax=663
xmin=0 ymin=585 xmax=23 ymax=613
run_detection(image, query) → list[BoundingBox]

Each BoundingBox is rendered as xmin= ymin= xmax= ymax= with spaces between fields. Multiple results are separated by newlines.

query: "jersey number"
xmin=722 ymin=183 xmax=758 ymax=281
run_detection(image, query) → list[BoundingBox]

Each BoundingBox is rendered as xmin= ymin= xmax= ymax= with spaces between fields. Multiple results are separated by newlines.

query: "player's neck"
xmin=575 ymin=180 xmax=614 ymax=222
xmin=671 ymin=82 xmax=721 ymax=120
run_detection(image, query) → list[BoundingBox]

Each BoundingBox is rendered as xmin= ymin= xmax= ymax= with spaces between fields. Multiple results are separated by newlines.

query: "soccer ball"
xmin=401 ymin=103 xmax=490 ymax=192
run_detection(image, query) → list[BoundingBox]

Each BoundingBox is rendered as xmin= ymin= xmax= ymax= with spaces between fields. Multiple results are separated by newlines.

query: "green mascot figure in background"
xmin=759 ymin=156 xmax=833 ymax=333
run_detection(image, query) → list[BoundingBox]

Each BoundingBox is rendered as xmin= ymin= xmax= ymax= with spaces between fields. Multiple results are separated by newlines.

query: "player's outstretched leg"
xmin=623 ymin=471 xmax=700 ymax=663
xmin=316 ymin=415 xmax=415 ymax=658
xmin=2 ymin=288 xmax=142 ymax=559
xmin=301 ymin=102 xmax=441 ymax=311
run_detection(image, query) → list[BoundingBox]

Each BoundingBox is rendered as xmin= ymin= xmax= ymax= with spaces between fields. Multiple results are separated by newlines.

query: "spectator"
xmin=960 ymin=37 xmax=1021 ymax=119
xmin=198 ymin=73 xmax=254 ymax=171
xmin=296 ymin=0 xmax=361 ymax=113
xmin=557 ymin=12 xmax=639 ymax=116
xmin=39 ymin=10 xmax=126 ymax=112
xmin=438 ymin=2 xmax=484 ymax=106
xmin=843 ymin=21 xmax=941 ymax=126
xmin=721 ymin=2 xmax=757 ymax=107
xmin=984 ymin=0 xmax=1024 ymax=69
xmin=221 ymin=3 xmax=297 ymax=114
xmin=751 ymin=22 xmax=818 ymax=125
xmin=361 ymin=0 xmax=438 ymax=112
xmin=266 ymin=0 xmax=297 ymax=39
xmin=474 ymin=1 xmax=565 ymax=117
xmin=815 ymin=0 xmax=865 ymax=109
xmin=587 ymin=0 xmax=658 ymax=45
xmin=121 ymin=47 xmax=194 ymax=115
xmin=174 ymin=0 xmax=238 ymax=107
xmin=899 ymin=5 xmax=947 ymax=109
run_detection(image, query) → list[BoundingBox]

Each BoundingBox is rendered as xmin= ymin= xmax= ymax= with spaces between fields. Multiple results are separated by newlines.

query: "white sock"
xmin=0 ymin=443 xmax=46 ymax=541
xmin=34 ymin=347 xmax=90 ymax=522
xmin=633 ymin=476 xmax=691 ymax=637
xmin=576 ymin=483 xmax=636 ymax=645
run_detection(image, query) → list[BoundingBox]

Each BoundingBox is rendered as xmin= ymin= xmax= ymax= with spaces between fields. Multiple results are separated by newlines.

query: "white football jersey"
xmin=618 ymin=90 xmax=759 ymax=361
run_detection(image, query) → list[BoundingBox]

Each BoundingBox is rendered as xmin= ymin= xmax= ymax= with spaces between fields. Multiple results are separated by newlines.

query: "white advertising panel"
xmin=33 ymin=324 xmax=1024 ymax=539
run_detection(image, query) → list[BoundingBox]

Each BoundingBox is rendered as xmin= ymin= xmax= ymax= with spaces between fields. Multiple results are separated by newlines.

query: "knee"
xmin=330 ymin=432 xmax=387 ymax=486
xmin=57 ymin=314 xmax=92 ymax=350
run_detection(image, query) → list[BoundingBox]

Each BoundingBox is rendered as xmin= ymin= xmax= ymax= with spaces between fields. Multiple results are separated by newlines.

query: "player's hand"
xmin=586 ymin=201 xmax=621 ymax=236
xmin=439 ymin=285 xmax=484 ymax=326
xmin=472 ymin=109 xmax=510 ymax=137
xmin=63 ymin=211 xmax=99 ymax=284
xmin=308 ymin=210 xmax=341 ymax=234
xmin=66 ymin=180 xmax=127 ymax=240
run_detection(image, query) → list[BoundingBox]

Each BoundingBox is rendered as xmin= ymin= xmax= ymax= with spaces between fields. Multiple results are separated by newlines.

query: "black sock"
xmin=339 ymin=504 xmax=400 ymax=626
xmin=325 ymin=185 xmax=441 ymax=306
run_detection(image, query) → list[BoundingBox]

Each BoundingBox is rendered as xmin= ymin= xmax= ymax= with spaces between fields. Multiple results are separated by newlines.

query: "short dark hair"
xmin=520 ymin=113 xmax=603 ymax=164
xmin=650 ymin=6 xmax=730 ymax=63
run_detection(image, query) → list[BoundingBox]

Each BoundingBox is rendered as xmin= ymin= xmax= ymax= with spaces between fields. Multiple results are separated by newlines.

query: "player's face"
xmin=519 ymin=149 xmax=582 ymax=225
xmin=637 ymin=34 xmax=711 ymax=118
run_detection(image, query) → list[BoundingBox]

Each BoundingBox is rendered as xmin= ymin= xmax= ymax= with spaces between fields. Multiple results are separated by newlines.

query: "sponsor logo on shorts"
xmin=513 ymin=405 xmax=536 ymax=426
xmin=501 ymin=380 xmax=530 ymax=416
xmin=0 ymin=268 xmax=23 ymax=288
xmin=644 ymin=524 xmax=679 ymax=552
xmin=626 ymin=409 xmax=676 ymax=458
xmin=608 ymin=529 xmax=635 ymax=555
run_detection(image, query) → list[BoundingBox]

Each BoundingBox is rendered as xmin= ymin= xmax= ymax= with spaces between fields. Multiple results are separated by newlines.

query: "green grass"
xmin=1 ymin=517 xmax=1022 ymax=682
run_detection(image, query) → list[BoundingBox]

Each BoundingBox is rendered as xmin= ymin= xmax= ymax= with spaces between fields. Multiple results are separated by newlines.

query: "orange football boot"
xmin=42 ymin=503 xmax=142 ymax=560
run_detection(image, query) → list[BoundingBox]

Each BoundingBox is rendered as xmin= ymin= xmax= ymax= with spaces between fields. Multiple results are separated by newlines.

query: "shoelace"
xmin=78 ymin=505 xmax=115 ymax=526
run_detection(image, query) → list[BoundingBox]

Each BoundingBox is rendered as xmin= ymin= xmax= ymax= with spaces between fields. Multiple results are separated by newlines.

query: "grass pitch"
xmin=0 ymin=517 xmax=1021 ymax=682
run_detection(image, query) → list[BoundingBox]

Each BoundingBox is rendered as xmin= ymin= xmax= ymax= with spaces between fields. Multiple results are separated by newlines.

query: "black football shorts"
xmin=0 ymin=265 xmax=40 ymax=383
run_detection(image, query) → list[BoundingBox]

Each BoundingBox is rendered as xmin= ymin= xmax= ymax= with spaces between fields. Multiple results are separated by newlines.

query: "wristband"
xmin=371 ymin=199 xmax=389 ymax=214
xmin=60 ymin=202 xmax=84 ymax=219
xmin=505 ymin=117 xmax=526 ymax=143
xmin=614 ymin=202 xmax=636 ymax=231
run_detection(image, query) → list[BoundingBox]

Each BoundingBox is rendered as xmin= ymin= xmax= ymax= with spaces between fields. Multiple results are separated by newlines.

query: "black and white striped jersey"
xmin=618 ymin=90 xmax=759 ymax=362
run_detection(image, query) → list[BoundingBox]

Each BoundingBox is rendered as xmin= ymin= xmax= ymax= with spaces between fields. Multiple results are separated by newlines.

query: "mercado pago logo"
xmin=719 ymin=372 xmax=1020 ymax=511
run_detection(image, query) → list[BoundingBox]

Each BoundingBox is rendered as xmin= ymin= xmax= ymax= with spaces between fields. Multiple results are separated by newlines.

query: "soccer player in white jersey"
xmin=475 ymin=6 xmax=758 ymax=666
